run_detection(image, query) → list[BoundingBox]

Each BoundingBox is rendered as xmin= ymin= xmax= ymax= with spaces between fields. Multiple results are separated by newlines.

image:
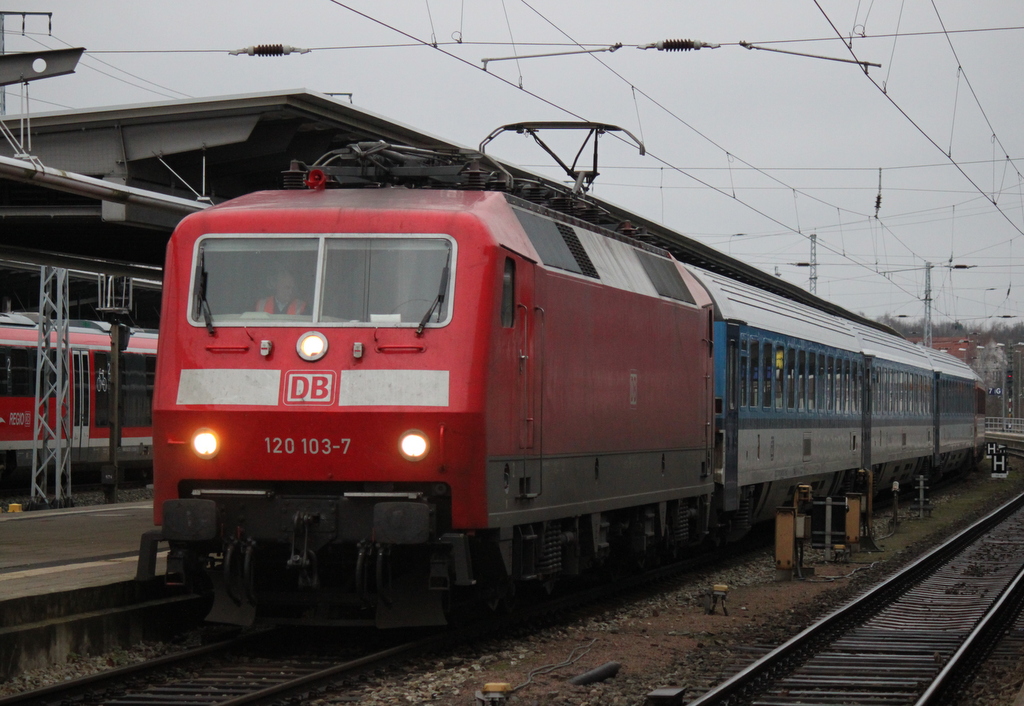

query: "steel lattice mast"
xmin=30 ymin=266 xmax=72 ymax=508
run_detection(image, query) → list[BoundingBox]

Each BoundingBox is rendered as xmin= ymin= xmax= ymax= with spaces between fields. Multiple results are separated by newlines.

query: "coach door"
xmin=71 ymin=350 xmax=90 ymax=458
xmin=722 ymin=323 xmax=739 ymax=511
xmin=516 ymin=261 xmax=543 ymax=499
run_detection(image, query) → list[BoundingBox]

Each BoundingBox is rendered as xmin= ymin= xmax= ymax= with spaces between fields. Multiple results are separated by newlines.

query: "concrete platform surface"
xmin=0 ymin=502 xmax=161 ymax=602
xmin=0 ymin=501 xmax=201 ymax=681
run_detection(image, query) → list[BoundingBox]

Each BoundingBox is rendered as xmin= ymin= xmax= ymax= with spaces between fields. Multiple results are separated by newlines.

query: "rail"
xmin=683 ymin=490 xmax=1024 ymax=706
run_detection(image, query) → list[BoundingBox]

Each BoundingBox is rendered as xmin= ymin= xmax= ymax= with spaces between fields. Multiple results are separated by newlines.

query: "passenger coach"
xmin=695 ymin=268 xmax=982 ymax=539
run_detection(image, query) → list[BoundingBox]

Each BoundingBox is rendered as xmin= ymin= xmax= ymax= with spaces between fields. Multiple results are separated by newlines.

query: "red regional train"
xmin=139 ymin=142 xmax=982 ymax=628
xmin=0 ymin=312 xmax=157 ymax=483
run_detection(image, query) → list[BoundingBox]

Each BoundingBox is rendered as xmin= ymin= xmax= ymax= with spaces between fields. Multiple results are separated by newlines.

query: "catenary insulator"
xmin=229 ymin=44 xmax=311 ymax=57
xmin=639 ymin=39 xmax=720 ymax=51
xmin=638 ymin=38 xmax=720 ymax=50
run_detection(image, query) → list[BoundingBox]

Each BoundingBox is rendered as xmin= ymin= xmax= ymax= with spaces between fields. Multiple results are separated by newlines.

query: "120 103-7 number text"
xmin=265 ymin=437 xmax=350 ymax=454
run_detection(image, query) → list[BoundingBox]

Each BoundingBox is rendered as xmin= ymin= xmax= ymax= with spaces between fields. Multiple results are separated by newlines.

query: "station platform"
xmin=0 ymin=501 xmax=203 ymax=680
xmin=0 ymin=502 xmax=159 ymax=601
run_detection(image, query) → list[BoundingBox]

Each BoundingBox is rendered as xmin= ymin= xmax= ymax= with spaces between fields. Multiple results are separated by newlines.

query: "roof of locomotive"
xmin=176 ymin=187 xmax=505 ymax=220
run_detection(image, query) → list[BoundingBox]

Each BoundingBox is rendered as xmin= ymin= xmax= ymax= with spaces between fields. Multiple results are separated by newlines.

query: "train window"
xmin=763 ymin=343 xmax=773 ymax=409
xmin=501 ymin=258 xmax=516 ymax=328
xmin=122 ymin=353 xmax=154 ymax=428
xmin=843 ymin=359 xmax=851 ymax=413
xmin=856 ymin=363 xmax=862 ymax=413
xmin=891 ymin=370 xmax=897 ymax=413
xmin=837 ymin=358 xmax=844 ymax=413
xmin=797 ymin=350 xmax=806 ymax=411
xmin=786 ymin=348 xmax=796 ymax=410
xmin=741 ymin=348 xmax=749 ymax=407
xmin=0 ymin=347 xmax=9 ymax=395
xmin=807 ymin=352 xmax=816 ymax=411
xmin=836 ymin=358 xmax=844 ymax=413
xmin=72 ymin=352 xmax=83 ymax=426
xmin=825 ymin=355 xmax=834 ymax=412
xmin=876 ymin=368 xmax=884 ymax=413
xmin=322 ymin=238 xmax=453 ymax=325
xmin=774 ymin=346 xmax=784 ymax=410
xmin=727 ymin=339 xmax=738 ymax=412
xmin=890 ymin=370 xmax=896 ymax=414
xmin=195 ymin=238 xmax=318 ymax=323
xmin=10 ymin=348 xmax=34 ymax=397
xmin=849 ymin=362 xmax=856 ymax=413
xmin=635 ymin=250 xmax=695 ymax=303
xmin=819 ymin=354 xmax=827 ymax=409
xmin=878 ymin=368 xmax=885 ymax=413
xmin=750 ymin=341 xmax=760 ymax=407
xmin=903 ymin=371 xmax=909 ymax=413
xmin=900 ymin=372 xmax=905 ymax=413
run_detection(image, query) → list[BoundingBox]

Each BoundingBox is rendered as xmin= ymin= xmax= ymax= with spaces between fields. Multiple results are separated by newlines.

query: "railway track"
xmin=0 ymin=627 xmax=438 ymax=706
xmin=685 ymin=490 xmax=1024 ymax=706
xmin=0 ymin=530 xmax=764 ymax=706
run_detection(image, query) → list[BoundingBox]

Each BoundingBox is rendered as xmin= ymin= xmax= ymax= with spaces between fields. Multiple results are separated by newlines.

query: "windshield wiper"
xmin=416 ymin=257 xmax=451 ymax=336
xmin=196 ymin=249 xmax=215 ymax=336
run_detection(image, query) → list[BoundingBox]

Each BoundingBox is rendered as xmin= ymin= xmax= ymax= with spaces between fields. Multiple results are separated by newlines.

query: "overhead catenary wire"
xmin=7 ymin=4 xmax=1008 ymax=320
xmin=812 ymin=0 xmax=1024 ymax=245
xmin=23 ymin=31 xmax=191 ymax=100
xmin=512 ymin=0 xmax=930 ymax=301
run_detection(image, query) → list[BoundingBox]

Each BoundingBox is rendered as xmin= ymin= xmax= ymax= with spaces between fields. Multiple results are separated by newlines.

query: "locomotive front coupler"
xmin=287 ymin=511 xmax=321 ymax=589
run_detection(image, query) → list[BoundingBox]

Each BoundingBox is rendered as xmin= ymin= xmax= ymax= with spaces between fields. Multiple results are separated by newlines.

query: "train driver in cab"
xmin=256 ymin=270 xmax=308 ymax=316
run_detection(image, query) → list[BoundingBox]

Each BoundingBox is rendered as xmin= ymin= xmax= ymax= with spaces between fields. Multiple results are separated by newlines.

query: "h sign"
xmin=283 ymin=371 xmax=336 ymax=404
xmin=992 ymin=452 xmax=1009 ymax=478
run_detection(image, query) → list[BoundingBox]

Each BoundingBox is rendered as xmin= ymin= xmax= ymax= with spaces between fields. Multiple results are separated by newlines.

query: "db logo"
xmin=283 ymin=371 xmax=336 ymax=405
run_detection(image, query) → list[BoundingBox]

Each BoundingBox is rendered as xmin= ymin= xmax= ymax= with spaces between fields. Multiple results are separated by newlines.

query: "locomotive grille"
xmin=671 ymin=503 xmax=690 ymax=544
xmin=556 ymin=223 xmax=600 ymax=279
xmin=732 ymin=492 xmax=753 ymax=534
xmin=537 ymin=524 xmax=563 ymax=575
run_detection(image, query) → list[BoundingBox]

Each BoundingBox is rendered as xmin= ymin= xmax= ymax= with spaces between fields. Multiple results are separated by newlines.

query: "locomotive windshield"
xmin=192 ymin=235 xmax=454 ymax=327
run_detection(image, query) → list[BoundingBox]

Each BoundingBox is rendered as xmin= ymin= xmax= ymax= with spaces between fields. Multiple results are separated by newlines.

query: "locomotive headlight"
xmin=399 ymin=430 xmax=429 ymax=461
xmin=191 ymin=428 xmax=220 ymax=459
xmin=297 ymin=331 xmax=328 ymax=361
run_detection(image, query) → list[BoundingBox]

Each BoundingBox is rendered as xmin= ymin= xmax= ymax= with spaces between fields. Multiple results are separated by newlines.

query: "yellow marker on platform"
xmin=7 ymin=504 xmax=22 ymax=513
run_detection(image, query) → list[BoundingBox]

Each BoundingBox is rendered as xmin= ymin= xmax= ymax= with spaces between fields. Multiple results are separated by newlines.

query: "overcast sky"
xmin=4 ymin=1 xmax=1024 ymax=328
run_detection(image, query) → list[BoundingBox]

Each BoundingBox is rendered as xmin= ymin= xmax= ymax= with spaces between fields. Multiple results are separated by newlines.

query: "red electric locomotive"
xmin=141 ymin=147 xmax=716 ymax=627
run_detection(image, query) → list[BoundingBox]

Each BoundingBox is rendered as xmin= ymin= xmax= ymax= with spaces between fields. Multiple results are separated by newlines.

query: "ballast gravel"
xmin=3 ymin=469 xmax=1024 ymax=705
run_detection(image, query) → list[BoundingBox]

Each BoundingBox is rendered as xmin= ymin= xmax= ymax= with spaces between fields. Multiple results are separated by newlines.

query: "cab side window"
xmin=501 ymin=258 xmax=515 ymax=328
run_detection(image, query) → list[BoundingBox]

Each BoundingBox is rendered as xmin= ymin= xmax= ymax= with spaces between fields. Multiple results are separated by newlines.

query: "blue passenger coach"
xmin=690 ymin=268 xmax=982 ymax=537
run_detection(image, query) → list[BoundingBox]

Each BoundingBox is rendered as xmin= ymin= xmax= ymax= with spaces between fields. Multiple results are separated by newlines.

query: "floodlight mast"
xmin=0 ymin=11 xmax=53 ymax=115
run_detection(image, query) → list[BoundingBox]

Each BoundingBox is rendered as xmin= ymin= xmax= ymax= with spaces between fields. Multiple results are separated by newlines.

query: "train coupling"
xmin=286 ymin=511 xmax=321 ymax=588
